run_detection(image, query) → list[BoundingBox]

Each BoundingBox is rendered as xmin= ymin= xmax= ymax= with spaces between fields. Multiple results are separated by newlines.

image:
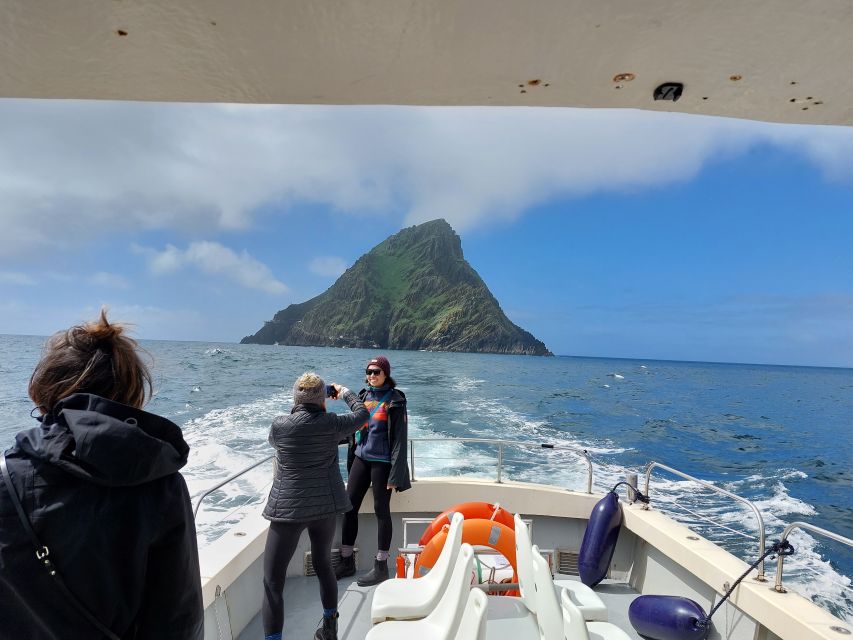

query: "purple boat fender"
xmin=577 ymin=490 xmax=622 ymax=587
xmin=628 ymin=595 xmax=711 ymax=640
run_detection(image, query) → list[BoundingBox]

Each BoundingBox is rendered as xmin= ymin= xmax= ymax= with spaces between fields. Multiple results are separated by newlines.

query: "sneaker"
xmin=314 ymin=612 xmax=338 ymax=640
xmin=335 ymin=554 xmax=356 ymax=580
xmin=357 ymin=559 xmax=389 ymax=587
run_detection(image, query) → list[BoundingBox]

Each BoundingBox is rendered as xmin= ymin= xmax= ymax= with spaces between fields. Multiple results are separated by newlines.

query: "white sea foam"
xmin=452 ymin=376 xmax=486 ymax=391
xmin=180 ymin=390 xmax=290 ymax=545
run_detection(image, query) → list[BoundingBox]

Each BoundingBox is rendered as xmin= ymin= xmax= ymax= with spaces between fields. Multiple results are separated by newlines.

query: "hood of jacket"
xmin=13 ymin=393 xmax=189 ymax=487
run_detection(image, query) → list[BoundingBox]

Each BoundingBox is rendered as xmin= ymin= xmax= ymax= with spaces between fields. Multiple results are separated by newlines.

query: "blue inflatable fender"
xmin=577 ymin=490 xmax=622 ymax=587
xmin=628 ymin=595 xmax=710 ymax=640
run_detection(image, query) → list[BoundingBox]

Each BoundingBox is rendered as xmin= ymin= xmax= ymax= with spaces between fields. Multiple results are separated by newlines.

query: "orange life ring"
xmin=418 ymin=502 xmax=515 ymax=545
xmin=414 ymin=518 xmax=518 ymax=589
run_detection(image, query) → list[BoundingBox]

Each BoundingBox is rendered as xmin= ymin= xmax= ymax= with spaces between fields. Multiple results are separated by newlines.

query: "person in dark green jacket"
xmin=336 ymin=356 xmax=411 ymax=587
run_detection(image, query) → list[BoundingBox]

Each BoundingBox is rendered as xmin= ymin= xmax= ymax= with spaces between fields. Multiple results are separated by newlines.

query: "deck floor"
xmin=237 ymin=575 xmax=643 ymax=640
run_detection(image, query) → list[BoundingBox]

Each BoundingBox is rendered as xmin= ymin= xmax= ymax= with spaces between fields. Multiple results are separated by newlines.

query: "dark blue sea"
xmin=1 ymin=336 xmax=851 ymax=620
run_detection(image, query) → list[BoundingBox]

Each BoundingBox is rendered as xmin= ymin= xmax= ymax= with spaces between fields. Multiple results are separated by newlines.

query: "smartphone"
xmin=325 ymin=384 xmax=338 ymax=399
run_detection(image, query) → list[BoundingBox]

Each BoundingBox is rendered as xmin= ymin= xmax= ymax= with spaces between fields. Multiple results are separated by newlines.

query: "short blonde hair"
xmin=296 ymin=372 xmax=323 ymax=390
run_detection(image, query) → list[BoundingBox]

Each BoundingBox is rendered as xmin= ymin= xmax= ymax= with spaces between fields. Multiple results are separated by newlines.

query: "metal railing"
xmin=193 ymin=455 xmax=274 ymax=518
xmin=193 ymin=438 xmax=591 ymax=521
xmin=409 ymin=437 xmax=593 ymax=493
xmin=774 ymin=522 xmax=853 ymax=593
xmin=644 ymin=461 xmax=768 ymax=581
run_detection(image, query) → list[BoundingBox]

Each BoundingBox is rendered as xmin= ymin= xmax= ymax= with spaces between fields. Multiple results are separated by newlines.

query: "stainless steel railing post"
xmin=496 ymin=442 xmax=503 ymax=483
xmin=774 ymin=522 xmax=853 ymax=593
xmin=410 ymin=440 xmax=416 ymax=481
xmin=644 ymin=461 xmax=767 ymax=580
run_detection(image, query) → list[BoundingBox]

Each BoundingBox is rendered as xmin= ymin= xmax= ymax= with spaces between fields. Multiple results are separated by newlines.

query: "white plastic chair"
xmin=552 ymin=577 xmax=608 ymax=622
xmin=514 ymin=514 xmax=607 ymax=622
xmin=366 ymin=543 xmax=475 ymax=640
xmin=531 ymin=545 xmax=566 ymax=640
xmin=454 ymin=588 xmax=488 ymax=640
xmin=513 ymin=514 xmax=538 ymax=613
xmin=371 ymin=512 xmax=465 ymax=623
xmin=560 ymin=588 xmax=632 ymax=640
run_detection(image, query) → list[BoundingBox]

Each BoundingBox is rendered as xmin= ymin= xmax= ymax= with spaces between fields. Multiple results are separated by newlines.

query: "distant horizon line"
xmin=2 ymin=332 xmax=850 ymax=371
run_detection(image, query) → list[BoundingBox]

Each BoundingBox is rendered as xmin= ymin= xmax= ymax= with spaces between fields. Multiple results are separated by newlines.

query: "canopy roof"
xmin=2 ymin=0 xmax=852 ymax=126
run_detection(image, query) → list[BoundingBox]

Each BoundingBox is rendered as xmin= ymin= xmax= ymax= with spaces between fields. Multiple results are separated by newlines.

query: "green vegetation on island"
xmin=240 ymin=219 xmax=552 ymax=355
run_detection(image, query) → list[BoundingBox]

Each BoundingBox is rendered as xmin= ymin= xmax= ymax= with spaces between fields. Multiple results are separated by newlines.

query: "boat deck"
xmin=237 ymin=574 xmax=643 ymax=639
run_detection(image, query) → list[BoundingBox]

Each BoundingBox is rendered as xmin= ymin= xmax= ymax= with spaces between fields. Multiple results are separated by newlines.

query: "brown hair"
xmin=29 ymin=309 xmax=153 ymax=412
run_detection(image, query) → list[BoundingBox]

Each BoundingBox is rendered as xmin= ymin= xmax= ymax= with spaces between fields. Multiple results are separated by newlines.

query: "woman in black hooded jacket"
xmin=0 ymin=311 xmax=203 ymax=640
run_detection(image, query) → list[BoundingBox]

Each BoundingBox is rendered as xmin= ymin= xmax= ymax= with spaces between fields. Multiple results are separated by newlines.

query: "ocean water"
xmin=1 ymin=335 xmax=851 ymax=621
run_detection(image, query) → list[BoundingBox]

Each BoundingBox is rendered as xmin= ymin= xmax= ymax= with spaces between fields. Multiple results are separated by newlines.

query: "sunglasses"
xmin=365 ymin=368 xmax=383 ymax=376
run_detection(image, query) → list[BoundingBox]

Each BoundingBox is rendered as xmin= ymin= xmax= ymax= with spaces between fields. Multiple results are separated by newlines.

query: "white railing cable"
xmin=653 ymin=495 xmax=758 ymax=541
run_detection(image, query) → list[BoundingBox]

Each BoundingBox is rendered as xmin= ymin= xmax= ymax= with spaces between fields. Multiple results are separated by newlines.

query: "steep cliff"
xmin=241 ymin=219 xmax=551 ymax=355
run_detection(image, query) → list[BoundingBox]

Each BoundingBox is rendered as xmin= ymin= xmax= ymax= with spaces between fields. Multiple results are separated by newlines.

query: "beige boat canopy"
xmin=2 ymin=0 xmax=852 ymax=126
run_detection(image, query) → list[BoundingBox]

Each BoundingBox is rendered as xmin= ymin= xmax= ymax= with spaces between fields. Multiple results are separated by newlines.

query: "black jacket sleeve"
xmin=388 ymin=392 xmax=412 ymax=492
xmin=328 ymin=389 xmax=368 ymax=436
xmin=134 ymin=474 xmax=204 ymax=640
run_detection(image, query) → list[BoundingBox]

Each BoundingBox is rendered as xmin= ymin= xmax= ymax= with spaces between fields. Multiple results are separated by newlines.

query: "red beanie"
xmin=367 ymin=356 xmax=391 ymax=377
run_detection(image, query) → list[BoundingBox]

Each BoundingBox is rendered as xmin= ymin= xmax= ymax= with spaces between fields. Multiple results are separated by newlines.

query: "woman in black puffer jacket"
xmin=262 ymin=372 xmax=367 ymax=640
xmin=0 ymin=310 xmax=203 ymax=640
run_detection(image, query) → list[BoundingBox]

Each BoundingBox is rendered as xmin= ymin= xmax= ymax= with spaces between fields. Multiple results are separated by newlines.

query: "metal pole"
xmin=496 ymin=442 xmax=503 ymax=483
xmin=625 ymin=472 xmax=638 ymax=504
xmin=774 ymin=522 xmax=853 ymax=593
xmin=410 ymin=440 xmax=416 ymax=481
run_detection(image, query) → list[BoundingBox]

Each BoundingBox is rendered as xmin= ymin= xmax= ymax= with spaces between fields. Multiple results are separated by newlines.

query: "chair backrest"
xmin=424 ymin=512 xmax=465 ymax=585
xmin=514 ymin=513 xmax=537 ymax=613
xmin=453 ymin=587 xmax=488 ymax=640
xmin=425 ymin=543 xmax=475 ymax=639
xmin=531 ymin=545 xmax=566 ymax=640
xmin=559 ymin=587 xmax=590 ymax=640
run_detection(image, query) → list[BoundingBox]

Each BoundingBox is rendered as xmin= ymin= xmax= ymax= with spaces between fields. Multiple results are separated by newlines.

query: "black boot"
xmin=357 ymin=559 xmax=389 ymax=587
xmin=335 ymin=554 xmax=355 ymax=580
xmin=313 ymin=612 xmax=338 ymax=640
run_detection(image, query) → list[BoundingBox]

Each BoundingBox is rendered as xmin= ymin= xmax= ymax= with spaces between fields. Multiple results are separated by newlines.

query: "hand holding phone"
xmin=325 ymin=384 xmax=338 ymax=399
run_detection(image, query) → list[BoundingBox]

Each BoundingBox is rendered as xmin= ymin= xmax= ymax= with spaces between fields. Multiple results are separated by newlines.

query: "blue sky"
xmin=1 ymin=100 xmax=851 ymax=367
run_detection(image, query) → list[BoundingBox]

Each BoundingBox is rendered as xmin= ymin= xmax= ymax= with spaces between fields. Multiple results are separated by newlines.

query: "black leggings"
xmin=262 ymin=515 xmax=337 ymax=635
xmin=342 ymin=456 xmax=393 ymax=551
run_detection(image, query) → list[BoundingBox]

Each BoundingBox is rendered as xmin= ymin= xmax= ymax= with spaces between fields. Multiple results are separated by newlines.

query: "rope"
xmin=699 ymin=539 xmax=795 ymax=628
xmin=610 ymin=481 xmax=650 ymax=504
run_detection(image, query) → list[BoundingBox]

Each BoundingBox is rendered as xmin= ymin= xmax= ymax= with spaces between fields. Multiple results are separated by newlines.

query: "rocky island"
xmin=241 ymin=219 xmax=551 ymax=356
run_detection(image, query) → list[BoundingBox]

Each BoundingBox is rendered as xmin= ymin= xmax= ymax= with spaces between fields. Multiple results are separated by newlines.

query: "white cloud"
xmin=0 ymin=271 xmax=36 ymax=286
xmin=309 ymin=256 xmax=348 ymax=278
xmin=1 ymin=100 xmax=853 ymax=261
xmin=89 ymin=272 xmax=130 ymax=289
xmin=137 ymin=241 xmax=288 ymax=295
